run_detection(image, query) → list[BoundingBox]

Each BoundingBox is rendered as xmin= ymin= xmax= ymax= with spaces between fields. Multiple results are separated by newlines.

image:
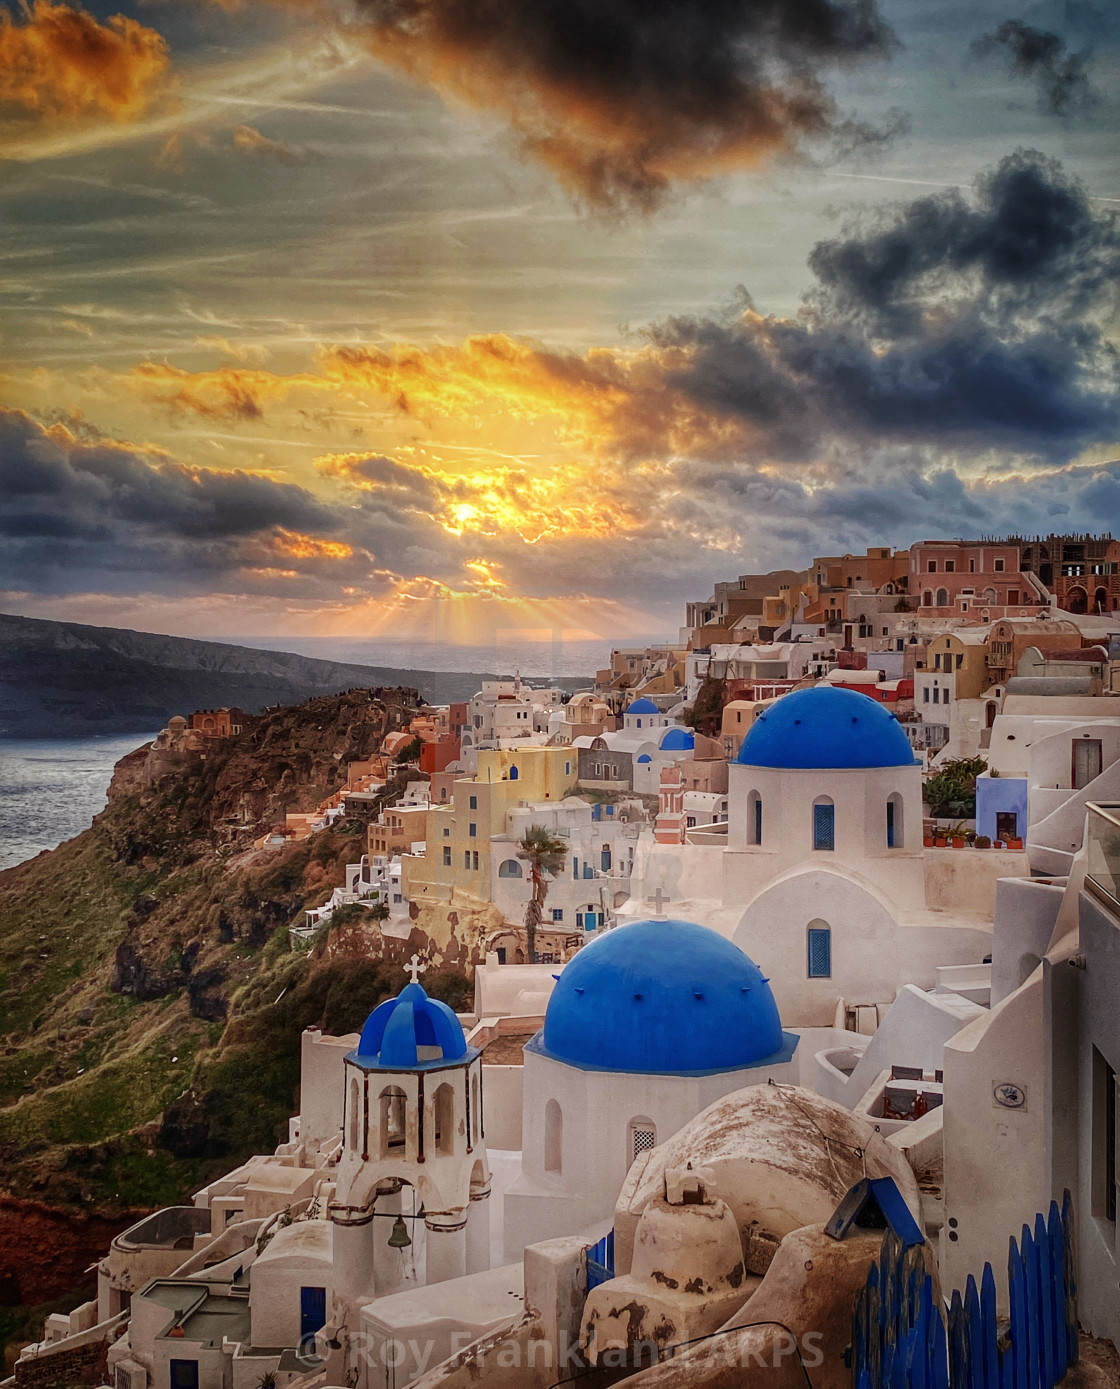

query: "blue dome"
xmin=537 ymin=919 xmax=786 ymax=1075
xmin=351 ymin=983 xmax=470 ymax=1070
xmin=736 ymin=687 xmax=916 ymax=770
xmin=625 ymin=698 xmax=658 ymax=715
xmin=659 ymin=727 xmax=695 ymax=751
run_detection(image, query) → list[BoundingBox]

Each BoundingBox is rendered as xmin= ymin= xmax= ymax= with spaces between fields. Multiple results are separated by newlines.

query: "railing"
xmin=1086 ymin=803 xmax=1120 ymax=910
xmin=852 ymin=1192 xmax=1078 ymax=1389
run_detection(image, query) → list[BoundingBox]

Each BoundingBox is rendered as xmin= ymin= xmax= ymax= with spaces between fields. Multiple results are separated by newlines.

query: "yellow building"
xmin=369 ymin=805 xmax=433 ymax=858
xmin=402 ymin=746 xmax=579 ymax=907
xmin=924 ymin=631 xmax=992 ymax=701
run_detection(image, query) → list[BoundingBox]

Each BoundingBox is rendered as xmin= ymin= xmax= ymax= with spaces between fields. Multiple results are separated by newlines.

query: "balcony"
xmin=1086 ymin=803 xmax=1120 ymax=911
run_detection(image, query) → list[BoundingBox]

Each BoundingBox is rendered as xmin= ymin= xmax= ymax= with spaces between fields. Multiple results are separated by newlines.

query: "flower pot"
xmin=923 ymin=834 xmax=935 ymax=848
xmin=951 ymin=837 xmax=965 ymax=849
xmin=1007 ymin=837 xmax=1023 ymax=850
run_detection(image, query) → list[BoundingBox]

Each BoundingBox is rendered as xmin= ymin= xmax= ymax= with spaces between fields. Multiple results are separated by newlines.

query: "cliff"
xmin=0 ymin=686 xmax=472 ymax=1359
xmin=0 ymin=612 xmax=554 ymax=736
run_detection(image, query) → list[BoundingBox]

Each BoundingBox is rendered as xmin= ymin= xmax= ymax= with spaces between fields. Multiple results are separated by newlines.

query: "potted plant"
xmin=1006 ymin=835 xmax=1024 ymax=850
xmin=923 ymin=828 xmax=935 ymax=848
xmin=949 ymin=822 xmax=967 ymax=849
xmin=975 ymin=834 xmax=991 ymax=849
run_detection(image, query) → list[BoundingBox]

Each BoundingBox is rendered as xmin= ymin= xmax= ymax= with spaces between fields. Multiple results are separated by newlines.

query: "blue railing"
xmin=853 ymin=1192 xmax=1078 ymax=1389
xmin=585 ymin=1230 xmax=615 ymax=1292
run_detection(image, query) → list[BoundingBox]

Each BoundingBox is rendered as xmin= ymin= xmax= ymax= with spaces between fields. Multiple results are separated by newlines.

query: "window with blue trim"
xmin=807 ymin=924 xmax=832 ymax=978
xmin=552 ymin=908 xmax=563 ymax=921
xmin=601 ymin=847 xmax=611 ymax=871
xmin=813 ymin=799 xmax=835 ymax=851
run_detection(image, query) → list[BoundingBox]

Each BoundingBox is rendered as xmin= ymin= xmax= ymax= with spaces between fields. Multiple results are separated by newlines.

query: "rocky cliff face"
xmin=0 ymin=684 xmax=471 ymax=1360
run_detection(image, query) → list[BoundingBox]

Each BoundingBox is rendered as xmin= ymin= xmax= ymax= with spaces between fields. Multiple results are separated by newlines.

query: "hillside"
xmin=0 ymin=685 xmax=471 ymax=1364
xmin=0 ymin=613 xmax=577 ymax=736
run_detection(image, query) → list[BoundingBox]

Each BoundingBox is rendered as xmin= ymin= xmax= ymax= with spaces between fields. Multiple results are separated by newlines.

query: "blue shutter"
xmin=813 ymin=802 xmax=835 ymax=851
xmin=808 ymin=927 xmax=832 ymax=978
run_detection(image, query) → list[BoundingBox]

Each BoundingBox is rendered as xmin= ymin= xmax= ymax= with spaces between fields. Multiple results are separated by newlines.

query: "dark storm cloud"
xmin=648 ymin=151 xmax=1120 ymax=460
xmin=346 ymin=0 xmax=901 ymax=212
xmin=0 ymin=407 xmax=349 ymax=591
xmin=971 ymin=20 xmax=1097 ymax=117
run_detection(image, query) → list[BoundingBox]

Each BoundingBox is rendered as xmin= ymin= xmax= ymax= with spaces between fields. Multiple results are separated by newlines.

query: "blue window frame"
xmin=601 ymin=847 xmax=612 ymax=871
xmin=468 ymin=822 xmax=476 ymax=837
xmin=469 ymin=795 xmax=477 ymax=810
xmin=576 ymin=912 xmax=583 ymax=928
xmin=301 ymin=1285 xmax=327 ymax=1342
xmin=170 ymin=1361 xmax=199 ymax=1389
xmin=808 ymin=927 xmax=832 ymax=978
xmin=572 ymin=857 xmax=579 ymax=879
xmin=754 ymin=796 xmax=763 ymax=846
xmin=552 ymin=908 xmax=563 ymax=922
xmin=583 ymin=863 xmax=594 ymax=879
xmin=813 ymin=802 xmax=835 ymax=851
xmin=886 ymin=799 xmax=896 ymax=848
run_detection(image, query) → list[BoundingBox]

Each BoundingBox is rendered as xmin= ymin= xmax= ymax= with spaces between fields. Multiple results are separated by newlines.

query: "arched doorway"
xmin=1094 ymin=587 xmax=1108 ymax=613
xmin=1068 ymin=586 xmax=1088 ymax=615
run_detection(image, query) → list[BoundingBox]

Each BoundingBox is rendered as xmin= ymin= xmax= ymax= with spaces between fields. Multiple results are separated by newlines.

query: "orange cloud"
xmin=231 ymin=122 xmax=305 ymax=165
xmin=318 ymin=332 xmax=756 ymax=461
xmin=0 ymin=1 xmax=173 ymax=130
xmin=129 ymin=360 xmax=320 ymax=422
xmin=272 ymin=528 xmax=353 ymax=560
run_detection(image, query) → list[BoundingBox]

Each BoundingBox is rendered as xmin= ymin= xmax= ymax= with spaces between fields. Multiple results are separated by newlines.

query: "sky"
xmin=0 ymin=0 xmax=1118 ymax=646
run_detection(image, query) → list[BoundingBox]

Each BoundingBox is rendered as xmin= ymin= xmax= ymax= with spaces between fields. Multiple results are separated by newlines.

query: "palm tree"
xmin=517 ymin=825 xmax=568 ymax=963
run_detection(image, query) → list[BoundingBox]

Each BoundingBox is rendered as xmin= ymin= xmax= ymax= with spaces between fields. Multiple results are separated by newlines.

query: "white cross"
xmin=650 ymin=887 xmax=670 ymax=920
xmin=405 ymin=954 xmax=428 ymax=985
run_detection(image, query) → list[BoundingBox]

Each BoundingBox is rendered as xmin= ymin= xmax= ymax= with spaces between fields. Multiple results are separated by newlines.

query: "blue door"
xmin=170 ymin=1361 xmax=199 ymax=1389
xmin=300 ymin=1285 xmax=327 ymax=1341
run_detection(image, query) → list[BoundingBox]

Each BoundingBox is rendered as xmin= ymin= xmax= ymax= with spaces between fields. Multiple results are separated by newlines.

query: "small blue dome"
xmin=737 ymin=687 xmax=916 ymax=770
xmin=351 ymin=983 xmax=469 ymax=1070
xmin=537 ymin=919 xmax=786 ymax=1075
xmin=659 ymin=727 xmax=695 ymax=751
xmin=625 ymin=698 xmax=658 ymax=715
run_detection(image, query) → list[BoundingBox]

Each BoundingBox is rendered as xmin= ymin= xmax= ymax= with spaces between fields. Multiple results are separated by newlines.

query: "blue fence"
xmin=585 ymin=1230 xmax=615 ymax=1292
xmin=853 ymin=1192 xmax=1078 ymax=1389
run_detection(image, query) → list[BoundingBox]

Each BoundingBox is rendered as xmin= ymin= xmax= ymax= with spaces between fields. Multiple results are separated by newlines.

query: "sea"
xmin=0 ymin=732 xmax=157 ymax=872
xmin=0 ymin=634 xmax=672 ymax=873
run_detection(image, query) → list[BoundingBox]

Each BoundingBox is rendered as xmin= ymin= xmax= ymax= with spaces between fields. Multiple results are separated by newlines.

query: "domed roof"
xmin=736 ymin=687 xmax=916 ymax=770
xmin=537 ymin=919 xmax=786 ymax=1075
xmin=351 ymin=983 xmax=470 ymax=1070
xmin=659 ymin=726 xmax=695 ymax=751
xmin=625 ymin=697 xmax=659 ymax=715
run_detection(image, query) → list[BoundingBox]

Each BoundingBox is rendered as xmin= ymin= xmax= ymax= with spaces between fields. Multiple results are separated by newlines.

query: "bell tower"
xmin=329 ymin=957 xmax=491 ymax=1302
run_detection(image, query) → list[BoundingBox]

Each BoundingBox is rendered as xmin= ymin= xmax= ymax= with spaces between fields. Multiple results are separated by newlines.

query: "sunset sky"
xmin=0 ymin=0 xmax=1118 ymax=645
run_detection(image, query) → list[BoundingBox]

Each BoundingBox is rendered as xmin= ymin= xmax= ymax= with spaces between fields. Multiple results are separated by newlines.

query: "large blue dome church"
xmin=534 ymin=917 xmax=791 ymax=1075
xmin=736 ymin=686 xmax=917 ymax=770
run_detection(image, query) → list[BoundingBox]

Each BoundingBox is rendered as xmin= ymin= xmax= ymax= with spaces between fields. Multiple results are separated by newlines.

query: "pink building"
xmin=910 ymin=541 xmax=1047 ymax=618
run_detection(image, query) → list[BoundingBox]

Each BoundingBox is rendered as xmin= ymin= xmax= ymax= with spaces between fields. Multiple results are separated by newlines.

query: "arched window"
xmin=348 ymin=1077 xmax=360 ymax=1151
xmin=497 ymin=859 xmax=522 ymax=878
xmin=379 ymin=1086 xmax=407 ymax=1158
xmin=636 ymin=753 xmax=651 ymax=764
xmin=627 ymin=1116 xmax=657 ymax=1166
xmin=807 ymin=921 xmax=832 ymax=978
xmin=886 ymin=793 xmax=904 ymax=849
xmin=433 ymin=1082 xmax=455 ymax=1156
xmin=983 ymin=588 xmax=997 ymax=603
xmin=1095 ymin=587 xmax=1108 ymax=614
xmin=936 ymin=588 xmax=949 ymax=607
xmin=509 ymin=764 xmax=519 ymax=780
xmin=544 ymin=1099 xmax=563 ymax=1174
xmin=812 ymin=796 xmax=835 ymax=851
xmin=747 ymin=789 xmax=762 ymax=846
